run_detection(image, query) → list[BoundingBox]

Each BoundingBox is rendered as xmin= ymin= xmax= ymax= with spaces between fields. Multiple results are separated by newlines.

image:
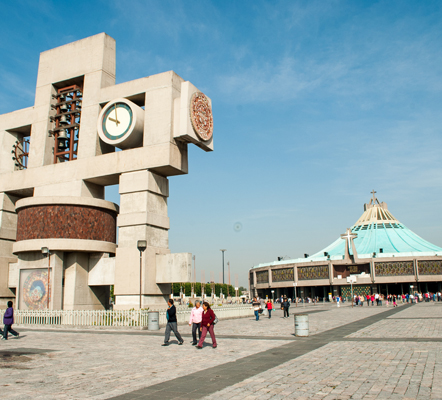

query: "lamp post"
xmin=41 ymin=247 xmax=50 ymax=309
xmin=271 ymin=290 xmax=274 ymax=303
xmin=137 ymin=240 xmax=147 ymax=309
xmin=220 ymin=249 xmax=226 ymax=284
xmin=192 ymin=255 xmax=196 ymax=298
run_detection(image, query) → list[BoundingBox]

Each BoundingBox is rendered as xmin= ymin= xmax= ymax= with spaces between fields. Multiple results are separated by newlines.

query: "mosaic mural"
xmin=19 ymin=268 xmax=50 ymax=310
xmin=333 ymin=264 xmax=370 ymax=278
xmin=256 ymin=270 xmax=269 ymax=284
xmin=341 ymin=285 xmax=371 ymax=297
xmin=298 ymin=265 xmax=329 ymax=280
xmin=418 ymin=260 xmax=442 ymax=275
xmin=272 ymin=267 xmax=294 ymax=282
xmin=375 ymin=261 xmax=414 ymax=276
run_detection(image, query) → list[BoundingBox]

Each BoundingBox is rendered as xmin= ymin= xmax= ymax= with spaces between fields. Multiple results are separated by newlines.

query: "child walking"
xmin=2 ymin=301 xmax=19 ymax=340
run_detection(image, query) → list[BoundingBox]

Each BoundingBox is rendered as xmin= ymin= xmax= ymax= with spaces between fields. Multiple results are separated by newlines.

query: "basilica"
xmin=249 ymin=192 xmax=442 ymax=300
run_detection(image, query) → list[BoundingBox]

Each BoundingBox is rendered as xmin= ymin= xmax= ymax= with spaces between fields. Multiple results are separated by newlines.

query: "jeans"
xmin=198 ymin=324 xmax=217 ymax=347
xmin=268 ymin=309 xmax=272 ymax=318
xmin=164 ymin=322 xmax=183 ymax=344
xmin=283 ymin=307 xmax=289 ymax=318
xmin=3 ymin=325 xmax=18 ymax=340
xmin=191 ymin=322 xmax=201 ymax=343
xmin=254 ymin=310 xmax=259 ymax=321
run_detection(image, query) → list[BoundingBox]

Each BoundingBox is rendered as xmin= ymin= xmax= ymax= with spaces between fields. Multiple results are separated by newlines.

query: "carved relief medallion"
xmin=190 ymin=92 xmax=213 ymax=141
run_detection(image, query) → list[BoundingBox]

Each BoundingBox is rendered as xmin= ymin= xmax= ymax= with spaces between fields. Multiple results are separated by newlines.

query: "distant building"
xmin=249 ymin=192 xmax=442 ymax=299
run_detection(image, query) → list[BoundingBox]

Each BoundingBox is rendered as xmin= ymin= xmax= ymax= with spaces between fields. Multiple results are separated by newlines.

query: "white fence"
xmin=0 ymin=305 xmax=253 ymax=328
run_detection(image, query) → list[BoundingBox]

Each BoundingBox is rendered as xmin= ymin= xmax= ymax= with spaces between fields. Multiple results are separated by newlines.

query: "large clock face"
xmin=97 ymin=98 xmax=144 ymax=149
xmin=102 ymin=103 xmax=133 ymax=140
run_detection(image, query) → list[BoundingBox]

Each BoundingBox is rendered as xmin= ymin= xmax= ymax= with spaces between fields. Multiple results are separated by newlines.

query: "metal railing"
xmin=0 ymin=305 xmax=253 ymax=328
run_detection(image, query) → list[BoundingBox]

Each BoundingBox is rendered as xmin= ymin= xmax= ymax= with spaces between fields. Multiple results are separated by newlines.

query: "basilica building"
xmin=249 ymin=193 xmax=442 ymax=300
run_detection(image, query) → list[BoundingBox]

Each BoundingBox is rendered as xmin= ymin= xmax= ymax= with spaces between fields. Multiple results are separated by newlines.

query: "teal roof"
xmin=252 ymin=194 xmax=442 ymax=270
xmin=310 ymin=222 xmax=442 ymax=259
xmin=309 ymin=194 xmax=442 ymax=260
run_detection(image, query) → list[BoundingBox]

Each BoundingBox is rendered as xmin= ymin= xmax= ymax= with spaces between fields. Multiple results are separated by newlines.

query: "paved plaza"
xmin=1 ymin=302 xmax=441 ymax=399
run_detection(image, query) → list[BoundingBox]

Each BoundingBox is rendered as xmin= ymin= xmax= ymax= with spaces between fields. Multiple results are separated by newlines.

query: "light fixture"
xmin=137 ymin=240 xmax=147 ymax=310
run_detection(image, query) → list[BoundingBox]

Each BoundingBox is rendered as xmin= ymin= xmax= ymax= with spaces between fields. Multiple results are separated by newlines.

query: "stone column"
xmin=114 ymin=170 xmax=171 ymax=309
xmin=63 ymin=252 xmax=109 ymax=310
xmin=0 ymin=193 xmax=18 ymax=308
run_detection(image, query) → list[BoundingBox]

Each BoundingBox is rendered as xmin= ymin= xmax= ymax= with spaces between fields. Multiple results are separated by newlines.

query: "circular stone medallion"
xmin=190 ymin=92 xmax=213 ymax=141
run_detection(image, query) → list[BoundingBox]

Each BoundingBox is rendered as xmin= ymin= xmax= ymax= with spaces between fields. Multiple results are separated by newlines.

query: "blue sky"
xmin=1 ymin=1 xmax=442 ymax=286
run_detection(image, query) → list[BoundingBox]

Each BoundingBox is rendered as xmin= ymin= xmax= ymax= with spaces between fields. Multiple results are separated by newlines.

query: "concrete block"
xmin=174 ymin=81 xmax=213 ymax=152
xmin=0 ymin=256 xmax=16 ymax=296
xmin=8 ymin=262 xmax=18 ymax=288
xmin=117 ymin=212 xmax=170 ymax=230
xmin=156 ymin=253 xmax=192 ymax=283
xmin=0 ymin=130 xmax=20 ymax=174
xmin=0 ymin=193 xmax=19 ymax=212
xmin=36 ymin=33 xmax=115 ymax=88
xmin=0 ymin=210 xmax=17 ymax=240
xmin=64 ymin=252 xmax=108 ymax=310
xmin=0 ymin=107 xmax=34 ymax=131
xmin=33 ymin=180 xmax=104 ymax=198
xmin=119 ymin=170 xmax=169 ymax=197
xmin=120 ymin=191 xmax=167 ymax=215
xmin=88 ymin=254 xmax=115 ymax=286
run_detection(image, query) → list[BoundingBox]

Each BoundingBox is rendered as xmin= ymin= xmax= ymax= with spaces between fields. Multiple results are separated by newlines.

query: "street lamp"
xmin=137 ymin=240 xmax=147 ymax=309
xmin=41 ymin=247 xmax=50 ymax=309
xmin=220 ymin=249 xmax=226 ymax=284
xmin=271 ymin=290 xmax=274 ymax=303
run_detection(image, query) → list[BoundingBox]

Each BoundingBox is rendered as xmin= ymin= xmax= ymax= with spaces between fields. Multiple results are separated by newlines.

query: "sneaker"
xmin=162 ymin=342 xmax=169 ymax=346
xmin=178 ymin=341 xmax=184 ymax=345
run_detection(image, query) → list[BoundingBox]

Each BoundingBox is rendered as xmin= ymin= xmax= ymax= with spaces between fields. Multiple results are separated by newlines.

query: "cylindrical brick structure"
xmin=13 ymin=196 xmax=119 ymax=254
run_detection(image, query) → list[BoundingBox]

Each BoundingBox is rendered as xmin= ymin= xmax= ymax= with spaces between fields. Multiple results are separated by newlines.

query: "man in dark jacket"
xmin=162 ymin=299 xmax=183 ymax=346
xmin=2 ymin=301 xmax=19 ymax=340
xmin=282 ymin=297 xmax=290 ymax=318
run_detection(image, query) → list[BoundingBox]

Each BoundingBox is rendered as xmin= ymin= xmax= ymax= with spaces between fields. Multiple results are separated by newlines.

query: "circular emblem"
xmin=22 ymin=270 xmax=49 ymax=310
xmin=190 ymin=92 xmax=213 ymax=141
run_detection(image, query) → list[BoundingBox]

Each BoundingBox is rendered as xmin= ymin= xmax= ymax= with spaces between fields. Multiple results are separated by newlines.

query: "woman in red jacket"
xmin=197 ymin=302 xmax=217 ymax=349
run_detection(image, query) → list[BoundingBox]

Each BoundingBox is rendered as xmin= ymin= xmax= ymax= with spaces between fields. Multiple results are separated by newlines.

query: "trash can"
xmin=295 ymin=314 xmax=309 ymax=337
xmin=148 ymin=311 xmax=160 ymax=331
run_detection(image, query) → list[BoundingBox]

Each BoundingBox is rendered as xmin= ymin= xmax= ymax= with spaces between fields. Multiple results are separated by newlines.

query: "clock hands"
xmin=110 ymin=104 xmax=120 ymax=126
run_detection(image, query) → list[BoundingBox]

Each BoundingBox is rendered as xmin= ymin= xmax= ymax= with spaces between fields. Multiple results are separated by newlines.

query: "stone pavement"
xmin=1 ymin=302 xmax=441 ymax=399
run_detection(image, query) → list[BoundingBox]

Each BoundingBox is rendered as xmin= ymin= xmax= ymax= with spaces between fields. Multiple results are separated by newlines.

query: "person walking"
xmin=189 ymin=300 xmax=203 ymax=345
xmin=366 ymin=294 xmax=370 ymax=306
xmin=162 ymin=299 xmax=184 ymax=346
xmin=252 ymin=297 xmax=260 ymax=321
xmin=2 ymin=301 xmax=19 ymax=340
xmin=266 ymin=299 xmax=273 ymax=318
xmin=197 ymin=302 xmax=217 ymax=349
xmin=282 ymin=297 xmax=290 ymax=317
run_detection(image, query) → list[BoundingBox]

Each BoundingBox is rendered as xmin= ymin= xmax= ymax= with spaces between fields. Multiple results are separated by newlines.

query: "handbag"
xmin=213 ymin=314 xmax=219 ymax=325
